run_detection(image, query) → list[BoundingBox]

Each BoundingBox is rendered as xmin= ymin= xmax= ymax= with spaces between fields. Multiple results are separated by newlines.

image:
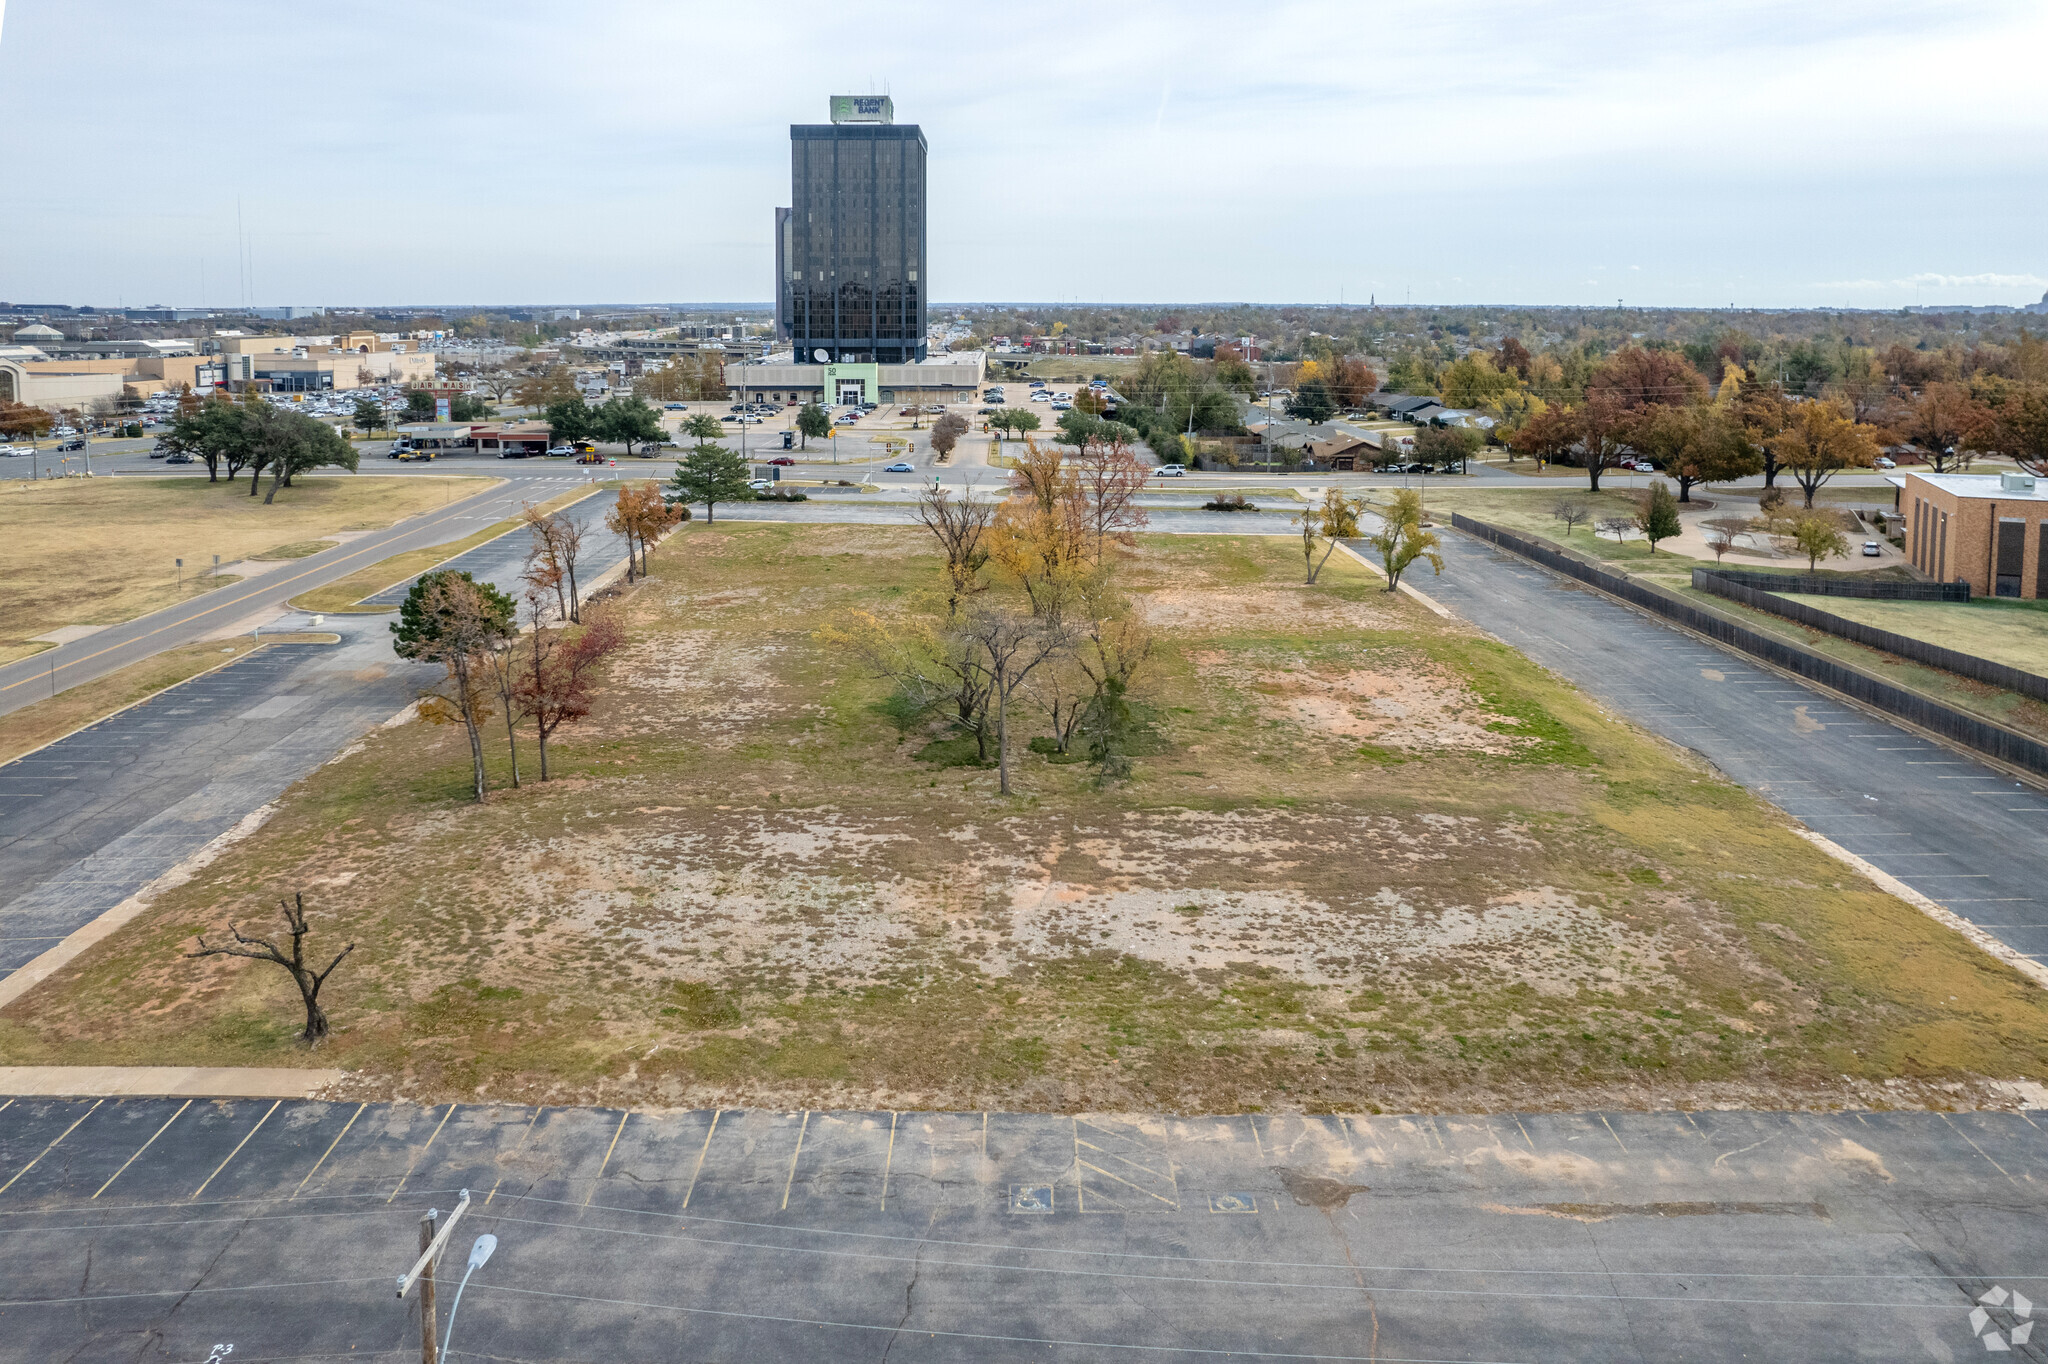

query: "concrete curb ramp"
xmin=0 ymin=1066 xmax=343 ymax=1097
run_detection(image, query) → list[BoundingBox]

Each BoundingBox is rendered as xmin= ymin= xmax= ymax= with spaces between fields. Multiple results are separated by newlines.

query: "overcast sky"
xmin=4 ymin=1 xmax=2044 ymax=311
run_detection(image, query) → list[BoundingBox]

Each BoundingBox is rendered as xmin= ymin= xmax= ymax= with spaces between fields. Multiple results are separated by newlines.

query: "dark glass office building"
xmin=781 ymin=99 xmax=927 ymax=364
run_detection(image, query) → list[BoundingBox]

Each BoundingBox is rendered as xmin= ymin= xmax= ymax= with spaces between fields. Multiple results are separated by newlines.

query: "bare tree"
xmin=1596 ymin=516 xmax=1635 ymax=543
xmin=189 ymin=893 xmax=355 ymax=1044
xmin=958 ymin=602 xmax=1069 ymax=796
xmin=522 ymin=505 xmax=570 ymax=621
xmin=1069 ymin=443 xmax=1151 ymax=561
xmin=911 ymin=484 xmax=995 ymax=618
xmin=1702 ymin=517 xmax=1748 ymax=563
xmin=1551 ymin=497 xmax=1591 ymax=536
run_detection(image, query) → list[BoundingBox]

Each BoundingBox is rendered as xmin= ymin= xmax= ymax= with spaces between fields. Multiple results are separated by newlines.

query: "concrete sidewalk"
xmin=0 ymin=1066 xmax=343 ymax=1097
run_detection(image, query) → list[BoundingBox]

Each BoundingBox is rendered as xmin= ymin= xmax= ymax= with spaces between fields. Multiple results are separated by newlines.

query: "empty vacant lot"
xmin=0 ymin=475 xmax=485 ymax=661
xmin=4 ymin=523 xmax=2044 ymax=1112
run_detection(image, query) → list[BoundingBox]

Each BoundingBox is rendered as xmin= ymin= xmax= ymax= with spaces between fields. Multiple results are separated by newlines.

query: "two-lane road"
xmin=0 ymin=472 xmax=607 ymax=719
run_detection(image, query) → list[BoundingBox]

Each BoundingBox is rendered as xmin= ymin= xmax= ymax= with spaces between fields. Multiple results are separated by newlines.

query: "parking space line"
xmin=0 ymin=1099 xmax=102 ymax=1195
xmin=585 ymin=1111 xmax=630 ymax=1208
xmin=1247 ymin=1114 xmax=1265 ymax=1162
xmin=781 ymin=1111 xmax=810 ymax=1211
xmin=1941 ymin=1113 xmax=2018 ymax=1186
xmin=681 ymin=1110 xmax=720 ymax=1210
xmin=388 ymin=1103 xmax=457 ymax=1203
xmin=486 ymin=1107 xmax=543 ymax=1206
xmin=880 ymin=1112 xmax=898 ymax=1210
xmin=1075 ymin=1156 xmax=1180 ymax=1208
xmin=290 ymin=1103 xmax=365 ymax=1201
xmin=192 ymin=1100 xmax=280 ymax=1201
xmin=94 ymin=1099 xmax=192 ymax=1199
xmin=1599 ymin=1114 xmax=1628 ymax=1153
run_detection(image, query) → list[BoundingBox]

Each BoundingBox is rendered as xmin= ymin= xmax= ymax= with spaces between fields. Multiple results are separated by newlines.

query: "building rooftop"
xmin=1894 ymin=471 xmax=2048 ymax=503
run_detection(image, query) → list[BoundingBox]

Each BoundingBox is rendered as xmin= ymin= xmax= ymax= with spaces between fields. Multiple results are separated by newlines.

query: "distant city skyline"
xmin=3 ymin=0 xmax=2043 ymax=311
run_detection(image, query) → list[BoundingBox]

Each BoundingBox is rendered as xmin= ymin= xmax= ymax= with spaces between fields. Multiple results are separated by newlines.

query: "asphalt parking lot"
xmin=0 ymin=1097 xmax=2042 ymax=1362
xmin=1418 ymin=529 xmax=2048 ymax=963
xmin=0 ymin=628 xmax=430 ymax=984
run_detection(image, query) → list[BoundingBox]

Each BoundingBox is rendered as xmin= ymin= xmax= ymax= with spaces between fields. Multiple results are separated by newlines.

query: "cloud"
xmin=1815 ymin=272 xmax=2048 ymax=293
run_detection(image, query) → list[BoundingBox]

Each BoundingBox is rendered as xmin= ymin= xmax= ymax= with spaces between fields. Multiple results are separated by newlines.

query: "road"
xmin=0 ymin=470 xmax=614 ymax=719
xmin=1420 ymin=528 xmax=2048 ymax=964
xmin=0 ymin=1097 xmax=2040 ymax=1362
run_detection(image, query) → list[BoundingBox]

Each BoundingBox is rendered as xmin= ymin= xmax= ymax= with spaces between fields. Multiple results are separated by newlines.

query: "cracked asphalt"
xmin=0 ymin=1098 xmax=2041 ymax=1362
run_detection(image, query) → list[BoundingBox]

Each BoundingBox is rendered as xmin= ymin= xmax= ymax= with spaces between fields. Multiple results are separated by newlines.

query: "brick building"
xmin=1897 ymin=471 xmax=2048 ymax=598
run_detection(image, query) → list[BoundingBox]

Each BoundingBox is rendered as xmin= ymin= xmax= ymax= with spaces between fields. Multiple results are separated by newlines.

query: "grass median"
xmin=8 ymin=523 xmax=2047 ymax=1112
xmin=289 ymin=482 xmax=610 ymax=613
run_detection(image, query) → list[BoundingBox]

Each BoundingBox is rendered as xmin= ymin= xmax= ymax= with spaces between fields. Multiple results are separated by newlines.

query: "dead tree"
xmin=189 ymin=893 xmax=355 ymax=1044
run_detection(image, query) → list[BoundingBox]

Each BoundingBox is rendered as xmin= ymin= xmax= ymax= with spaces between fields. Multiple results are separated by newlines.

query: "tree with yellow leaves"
xmin=1294 ymin=487 xmax=1363 ymax=584
xmin=1767 ymin=399 xmax=1881 ymax=508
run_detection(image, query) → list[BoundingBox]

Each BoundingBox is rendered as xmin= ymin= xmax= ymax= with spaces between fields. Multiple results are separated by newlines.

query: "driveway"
xmin=1419 ymin=528 xmax=2048 ymax=964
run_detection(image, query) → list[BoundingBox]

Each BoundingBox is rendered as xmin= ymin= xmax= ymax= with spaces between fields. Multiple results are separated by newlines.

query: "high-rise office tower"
xmin=778 ymin=96 xmax=926 ymax=365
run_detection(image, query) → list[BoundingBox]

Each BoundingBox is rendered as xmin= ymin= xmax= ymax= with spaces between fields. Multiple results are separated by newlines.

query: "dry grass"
xmin=5 ymin=525 xmax=2046 ymax=1114
xmin=0 ymin=476 xmax=488 ymax=660
xmin=287 ymin=484 xmax=606 ymax=613
xmin=1778 ymin=594 xmax=2048 ymax=675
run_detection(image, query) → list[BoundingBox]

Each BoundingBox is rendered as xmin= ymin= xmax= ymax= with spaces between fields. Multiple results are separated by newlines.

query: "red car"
xmin=767 ymin=456 xmax=797 ymax=466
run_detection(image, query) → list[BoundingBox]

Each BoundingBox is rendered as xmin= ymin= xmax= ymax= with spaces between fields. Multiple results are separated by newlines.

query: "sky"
xmin=4 ymin=0 xmax=2045 ymax=311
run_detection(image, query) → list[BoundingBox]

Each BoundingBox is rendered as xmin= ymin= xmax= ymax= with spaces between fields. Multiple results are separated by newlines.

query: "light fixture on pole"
xmin=439 ymin=1234 xmax=498 ymax=1358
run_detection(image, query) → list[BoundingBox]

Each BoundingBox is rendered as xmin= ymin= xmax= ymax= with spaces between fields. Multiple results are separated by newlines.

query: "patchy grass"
xmin=0 ymin=476 xmax=490 ymax=661
xmin=5 ymin=524 xmax=2046 ymax=1113
xmin=288 ymin=483 xmax=606 ymax=613
xmin=250 ymin=540 xmax=339 ymax=560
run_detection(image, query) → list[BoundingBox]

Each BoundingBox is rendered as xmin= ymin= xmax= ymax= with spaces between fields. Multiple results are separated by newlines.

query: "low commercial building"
xmin=470 ymin=421 xmax=553 ymax=456
xmin=217 ymin=333 xmax=435 ymax=392
xmin=721 ymin=351 xmax=985 ymax=407
xmin=1897 ymin=470 xmax=2048 ymax=598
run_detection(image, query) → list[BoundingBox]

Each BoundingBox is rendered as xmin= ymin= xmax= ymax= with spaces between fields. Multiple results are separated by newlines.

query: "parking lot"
xmin=0 ymin=1096 xmax=2043 ymax=1360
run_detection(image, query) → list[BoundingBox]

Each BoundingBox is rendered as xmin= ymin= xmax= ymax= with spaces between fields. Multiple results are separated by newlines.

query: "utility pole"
xmin=417 ymin=1210 xmax=440 ymax=1364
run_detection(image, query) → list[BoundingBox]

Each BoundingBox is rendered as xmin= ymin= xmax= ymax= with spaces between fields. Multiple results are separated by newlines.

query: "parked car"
xmin=664 ymin=403 xmax=687 ymax=410
xmin=747 ymin=478 xmax=775 ymax=492
xmin=57 ymin=438 xmax=85 ymax=451
xmin=1051 ymin=402 xmax=1072 ymax=411
xmin=1862 ymin=540 xmax=1882 ymax=556
xmin=545 ymin=445 xmax=575 ymax=457
xmin=1874 ymin=456 xmax=1896 ymax=469
xmin=767 ymin=456 xmax=796 ymax=466
xmin=498 ymin=448 xmax=532 ymax=459
xmin=1153 ymin=464 xmax=1186 ymax=477
xmin=884 ymin=460 xmax=916 ymax=473
xmin=976 ymin=407 xmax=996 ymax=415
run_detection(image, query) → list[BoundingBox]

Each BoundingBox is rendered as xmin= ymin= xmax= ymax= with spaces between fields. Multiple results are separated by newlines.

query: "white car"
xmin=1873 ymin=456 xmax=1896 ymax=469
xmin=545 ymin=445 xmax=576 ymax=457
xmin=1862 ymin=540 xmax=1882 ymax=556
xmin=1153 ymin=464 xmax=1185 ymax=477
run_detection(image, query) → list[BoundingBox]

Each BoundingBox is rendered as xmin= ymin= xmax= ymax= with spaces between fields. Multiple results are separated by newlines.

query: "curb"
xmin=0 ymin=805 xmax=279 ymax=1014
xmin=0 ymin=1067 xmax=345 ymax=1098
xmin=1794 ymin=830 xmax=2048 ymax=993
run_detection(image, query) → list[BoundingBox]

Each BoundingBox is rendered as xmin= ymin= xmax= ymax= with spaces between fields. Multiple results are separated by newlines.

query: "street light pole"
xmin=439 ymin=1235 xmax=499 ymax=1360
